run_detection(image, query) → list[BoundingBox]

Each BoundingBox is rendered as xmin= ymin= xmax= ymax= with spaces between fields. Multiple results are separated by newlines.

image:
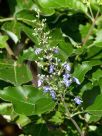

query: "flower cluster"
xmin=32 ymin=18 xmax=51 ymax=48
xmin=32 ymin=15 xmax=82 ymax=103
xmin=62 ymin=63 xmax=81 ymax=88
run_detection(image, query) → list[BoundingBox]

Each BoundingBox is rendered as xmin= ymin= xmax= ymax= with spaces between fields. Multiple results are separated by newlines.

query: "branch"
xmin=82 ymin=10 xmax=99 ymax=46
xmin=0 ymin=17 xmax=14 ymax=22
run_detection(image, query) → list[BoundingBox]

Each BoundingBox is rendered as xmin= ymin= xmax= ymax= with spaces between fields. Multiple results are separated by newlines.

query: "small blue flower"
xmin=63 ymin=73 xmax=71 ymax=87
xmin=54 ymin=48 xmax=59 ymax=54
xmin=73 ymin=77 xmax=80 ymax=85
xmin=74 ymin=97 xmax=83 ymax=105
xmin=38 ymin=79 xmax=43 ymax=87
xmin=63 ymin=63 xmax=71 ymax=71
xmin=35 ymin=48 xmax=42 ymax=55
xmin=50 ymin=90 xmax=56 ymax=99
xmin=49 ymin=65 xmax=54 ymax=73
xmin=63 ymin=78 xmax=71 ymax=87
xmin=43 ymin=86 xmax=56 ymax=99
xmin=63 ymin=73 xmax=70 ymax=79
xmin=43 ymin=86 xmax=51 ymax=93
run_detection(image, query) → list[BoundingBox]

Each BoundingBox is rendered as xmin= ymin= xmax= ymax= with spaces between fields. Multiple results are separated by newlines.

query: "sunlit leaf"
xmin=0 ymin=35 xmax=8 ymax=48
xmin=0 ymin=59 xmax=32 ymax=85
xmin=0 ymin=85 xmax=55 ymax=115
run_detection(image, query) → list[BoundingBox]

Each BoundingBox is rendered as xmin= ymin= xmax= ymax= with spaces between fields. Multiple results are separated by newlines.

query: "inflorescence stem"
xmin=60 ymin=94 xmax=85 ymax=136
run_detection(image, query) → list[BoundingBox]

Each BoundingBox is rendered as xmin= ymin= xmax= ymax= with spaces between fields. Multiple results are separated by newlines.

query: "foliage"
xmin=0 ymin=0 xmax=102 ymax=135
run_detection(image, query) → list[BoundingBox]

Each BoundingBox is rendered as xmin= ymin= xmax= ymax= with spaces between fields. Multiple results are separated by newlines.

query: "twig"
xmin=70 ymin=118 xmax=84 ymax=136
xmin=0 ymin=17 xmax=14 ymax=22
xmin=71 ymin=111 xmax=86 ymax=117
xmin=82 ymin=10 xmax=99 ymax=46
xmin=88 ymin=4 xmax=94 ymax=19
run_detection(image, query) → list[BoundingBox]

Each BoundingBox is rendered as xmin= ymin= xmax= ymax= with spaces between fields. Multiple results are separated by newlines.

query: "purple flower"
xmin=50 ymin=90 xmax=56 ymax=99
xmin=38 ymin=79 xmax=43 ymax=87
xmin=43 ymin=86 xmax=56 ymax=99
xmin=49 ymin=65 xmax=54 ymax=73
xmin=43 ymin=86 xmax=51 ymax=93
xmin=54 ymin=48 xmax=59 ymax=54
xmin=35 ymin=48 xmax=42 ymax=55
xmin=63 ymin=73 xmax=71 ymax=87
xmin=74 ymin=97 xmax=83 ymax=105
xmin=63 ymin=78 xmax=71 ymax=87
xmin=73 ymin=77 xmax=80 ymax=85
xmin=63 ymin=63 xmax=71 ymax=71
xmin=63 ymin=73 xmax=70 ymax=79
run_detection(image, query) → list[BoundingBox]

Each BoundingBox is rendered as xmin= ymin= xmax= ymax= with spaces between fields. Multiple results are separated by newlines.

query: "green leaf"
xmin=38 ymin=0 xmax=68 ymax=8
xmin=90 ymin=0 xmax=100 ymax=11
xmin=23 ymin=123 xmax=48 ymax=136
xmin=16 ymin=115 xmax=31 ymax=127
xmin=86 ymin=46 xmax=102 ymax=59
xmin=73 ymin=60 xmax=102 ymax=83
xmin=95 ymin=29 xmax=102 ymax=43
xmin=0 ymin=59 xmax=32 ymax=85
xmin=15 ymin=0 xmax=34 ymax=13
xmin=0 ymin=35 xmax=8 ymax=48
xmin=39 ymin=7 xmax=55 ymax=16
xmin=49 ymin=111 xmax=64 ymax=125
xmin=79 ymin=23 xmax=93 ymax=41
xmin=37 ymin=0 xmax=87 ymax=15
xmin=17 ymin=0 xmax=33 ymax=9
xmin=89 ymin=114 xmax=101 ymax=123
xmin=0 ymin=86 xmax=55 ymax=115
xmin=94 ymin=42 xmax=102 ymax=47
xmin=91 ymin=69 xmax=102 ymax=82
xmin=98 ymin=78 xmax=102 ymax=93
xmin=2 ymin=21 xmax=22 ymax=43
xmin=2 ymin=21 xmax=36 ymax=44
xmin=7 ymin=0 xmax=34 ymax=14
xmin=86 ymin=94 xmax=102 ymax=117
xmin=16 ymin=10 xmax=36 ymax=27
xmin=92 ymin=29 xmax=102 ymax=48
xmin=20 ymin=47 xmax=38 ymax=61
xmin=0 ymin=103 xmax=13 ymax=115
xmin=82 ymin=85 xmax=100 ymax=109
xmin=21 ymin=24 xmax=37 ymax=43
xmin=50 ymin=29 xmax=73 ymax=61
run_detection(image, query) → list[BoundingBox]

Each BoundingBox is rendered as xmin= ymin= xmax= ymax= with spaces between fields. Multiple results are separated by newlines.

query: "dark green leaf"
xmin=23 ymin=123 xmax=48 ymax=136
xmin=86 ymin=94 xmax=102 ymax=117
xmin=50 ymin=29 xmax=73 ymax=60
xmin=73 ymin=60 xmax=102 ymax=83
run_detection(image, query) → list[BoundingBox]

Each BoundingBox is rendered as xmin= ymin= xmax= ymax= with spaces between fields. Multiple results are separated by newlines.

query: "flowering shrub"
xmin=0 ymin=0 xmax=102 ymax=135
